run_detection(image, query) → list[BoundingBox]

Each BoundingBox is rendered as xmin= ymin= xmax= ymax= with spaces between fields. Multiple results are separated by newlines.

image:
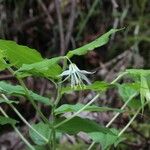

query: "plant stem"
xmin=1 ymin=94 xmax=49 ymax=143
xmin=5 ymin=62 xmax=49 ymax=123
xmin=118 ymin=104 xmax=145 ymax=137
xmin=106 ymin=93 xmax=137 ymax=127
xmin=54 ymin=94 xmax=100 ymax=129
xmin=87 ymin=93 xmax=137 ymax=150
xmin=0 ymin=106 xmax=35 ymax=150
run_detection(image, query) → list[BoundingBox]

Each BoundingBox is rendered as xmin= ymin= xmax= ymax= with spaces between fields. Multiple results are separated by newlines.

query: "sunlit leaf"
xmin=0 ymin=39 xmax=43 ymax=67
xmin=67 ymin=29 xmax=123 ymax=58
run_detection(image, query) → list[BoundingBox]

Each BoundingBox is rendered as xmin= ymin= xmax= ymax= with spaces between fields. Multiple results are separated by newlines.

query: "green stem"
xmin=87 ymin=93 xmax=137 ymax=150
xmin=0 ymin=106 xmax=35 ymax=150
xmin=4 ymin=61 xmax=49 ymax=123
xmin=118 ymin=102 xmax=147 ymax=137
xmin=106 ymin=93 xmax=137 ymax=127
xmin=54 ymin=94 xmax=100 ymax=129
xmin=1 ymin=94 xmax=49 ymax=143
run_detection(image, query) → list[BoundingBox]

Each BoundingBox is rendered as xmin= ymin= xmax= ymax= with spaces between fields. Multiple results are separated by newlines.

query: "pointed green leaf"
xmin=55 ymin=116 xmax=113 ymax=135
xmin=88 ymin=129 xmax=119 ymax=150
xmin=16 ymin=57 xmax=63 ymax=78
xmin=0 ymin=116 xmax=18 ymax=125
xmin=61 ymin=81 xmax=109 ymax=94
xmin=55 ymin=103 xmax=123 ymax=115
xmin=67 ymin=29 xmax=123 ymax=58
xmin=0 ymin=81 xmax=52 ymax=106
xmin=0 ymin=39 xmax=43 ymax=67
xmin=29 ymin=122 xmax=51 ymax=146
xmin=117 ymin=83 xmax=141 ymax=109
xmin=0 ymin=98 xmax=19 ymax=104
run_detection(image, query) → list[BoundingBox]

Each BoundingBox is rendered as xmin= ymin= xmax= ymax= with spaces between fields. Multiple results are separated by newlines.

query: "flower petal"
xmin=58 ymin=70 xmax=70 ymax=76
xmin=79 ymin=70 xmax=95 ymax=74
xmin=79 ymin=72 xmax=91 ymax=84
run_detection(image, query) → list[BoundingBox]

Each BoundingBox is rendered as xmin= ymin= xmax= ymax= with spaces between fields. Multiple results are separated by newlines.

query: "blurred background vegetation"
xmin=0 ymin=0 xmax=150 ymax=149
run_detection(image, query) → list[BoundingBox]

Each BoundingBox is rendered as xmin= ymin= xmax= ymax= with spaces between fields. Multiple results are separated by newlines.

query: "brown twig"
xmin=37 ymin=0 xmax=54 ymax=24
xmin=65 ymin=0 xmax=76 ymax=50
xmin=55 ymin=0 xmax=66 ymax=55
xmin=0 ymin=74 xmax=14 ymax=80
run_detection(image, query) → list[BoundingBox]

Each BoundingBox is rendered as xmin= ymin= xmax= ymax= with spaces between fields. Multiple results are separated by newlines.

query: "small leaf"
xmin=16 ymin=57 xmax=63 ymax=78
xmin=0 ymin=81 xmax=52 ymax=106
xmin=55 ymin=116 xmax=113 ymax=135
xmin=0 ymin=115 xmax=18 ymax=125
xmin=55 ymin=103 xmax=123 ymax=115
xmin=0 ymin=98 xmax=19 ymax=104
xmin=0 ymin=39 xmax=43 ymax=67
xmin=88 ymin=129 xmax=120 ymax=150
xmin=67 ymin=29 xmax=123 ymax=58
xmin=117 ymin=83 xmax=141 ymax=109
xmin=29 ymin=122 xmax=50 ymax=145
xmin=61 ymin=81 xmax=109 ymax=94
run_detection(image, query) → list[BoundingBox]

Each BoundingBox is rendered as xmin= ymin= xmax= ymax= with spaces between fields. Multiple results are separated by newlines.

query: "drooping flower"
xmin=58 ymin=61 xmax=94 ymax=89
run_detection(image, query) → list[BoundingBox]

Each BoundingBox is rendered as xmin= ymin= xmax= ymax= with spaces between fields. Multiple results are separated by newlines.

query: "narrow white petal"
xmin=79 ymin=73 xmax=91 ymax=84
xmin=79 ymin=70 xmax=95 ymax=74
xmin=58 ymin=70 xmax=71 ymax=76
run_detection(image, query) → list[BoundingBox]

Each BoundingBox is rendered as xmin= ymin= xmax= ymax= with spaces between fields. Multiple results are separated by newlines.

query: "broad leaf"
xmin=61 ymin=81 xmax=109 ymax=94
xmin=88 ymin=129 xmax=119 ymax=150
xmin=55 ymin=116 xmax=113 ymax=135
xmin=29 ymin=122 xmax=51 ymax=145
xmin=55 ymin=103 xmax=123 ymax=115
xmin=16 ymin=57 xmax=63 ymax=78
xmin=0 ymin=39 xmax=43 ymax=68
xmin=0 ymin=116 xmax=18 ymax=125
xmin=0 ymin=81 xmax=52 ymax=106
xmin=67 ymin=29 xmax=123 ymax=58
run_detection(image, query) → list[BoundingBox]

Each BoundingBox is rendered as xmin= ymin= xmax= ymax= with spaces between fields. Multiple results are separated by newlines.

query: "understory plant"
xmin=0 ymin=28 xmax=149 ymax=150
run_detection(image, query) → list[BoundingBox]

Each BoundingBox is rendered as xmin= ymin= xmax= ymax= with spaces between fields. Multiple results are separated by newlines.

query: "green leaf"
xmin=117 ymin=83 xmax=141 ymax=109
xmin=126 ymin=69 xmax=150 ymax=81
xmin=140 ymin=75 xmax=150 ymax=109
xmin=61 ymin=81 xmax=109 ymax=94
xmin=0 ymin=116 xmax=18 ymax=125
xmin=0 ymin=52 xmax=7 ymax=71
xmin=0 ymin=81 xmax=52 ymax=106
xmin=16 ymin=57 xmax=63 ymax=78
xmin=0 ymin=98 xmax=19 ymax=104
xmin=88 ymin=129 xmax=119 ymax=150
xmin=29 ymin=122 xmax=51 ymax=146
xmin=67 ymin=29 xmax=123 ymax=58
xmin=0 ymin=60 xmax=6 ymax=71
xmin=29 ymin=122 xmax=61 ymax=146
xmin=55 ymin=103 xmax=123 ymax=115
xmin=126 ymin=69 xmax=150 ymax=77
xmin=55 ymin=116 xmax=113 ymax=135
xmin=0 ymin=39 xmax=43 ymax=68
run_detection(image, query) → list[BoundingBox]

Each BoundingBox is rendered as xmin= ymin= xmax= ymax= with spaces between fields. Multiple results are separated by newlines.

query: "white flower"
xmin=58 ymin=63 xmax=94 ymax=89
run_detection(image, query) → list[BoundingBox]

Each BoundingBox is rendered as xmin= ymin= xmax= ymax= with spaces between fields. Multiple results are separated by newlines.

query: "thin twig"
xmin=37 ymin=0 xmax=54 ymax=24
xmin=55 ymin=0 xmax=65 ymax=55
xmin=65 ymin=0 xmax=76 ymax=50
